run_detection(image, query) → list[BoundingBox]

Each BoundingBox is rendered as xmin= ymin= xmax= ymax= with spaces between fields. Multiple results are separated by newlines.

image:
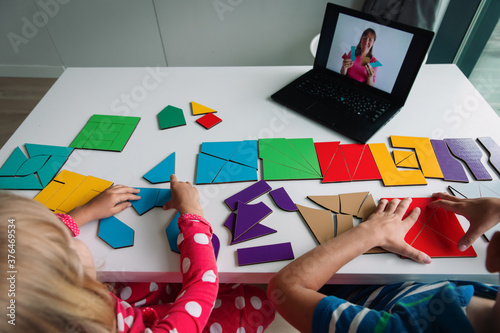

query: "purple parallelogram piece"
xmin=270 ymin=187 xmax=298 ymax=211
xmin=445 ymin=138 xmax=492 ymax=181
xmin=430 ymin=139 xmax=468 ymax=182
xmin=224 ymin=180 xmax=272 ymax=211
xmin=237 ymin=242 xmax=294 ymax=266
xmin=233 ymin=201 xmax=272 ymax=240
xmin=212 ymin=233 xmax=220 ymax=260
xmin=477 ymin=137 xmax=500 ymax=176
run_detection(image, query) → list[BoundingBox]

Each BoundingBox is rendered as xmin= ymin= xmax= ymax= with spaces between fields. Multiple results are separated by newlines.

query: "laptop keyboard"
xmin=295 ymin=73 xmax=391 ymax=123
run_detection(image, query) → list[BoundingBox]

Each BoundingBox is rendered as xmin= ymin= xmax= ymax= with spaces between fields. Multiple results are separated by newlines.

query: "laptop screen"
xmin=326 ymin=13 xmax=413 ymax=94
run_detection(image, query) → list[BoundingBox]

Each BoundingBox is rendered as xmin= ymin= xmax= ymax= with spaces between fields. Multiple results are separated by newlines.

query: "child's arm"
xmin=67 ymin=185 xmax=140 ymax=227
xmin=429 ymin=192 xmax=500 ymax=251
xmin=267 ymin=198 xmax=430 ymax=333
xmin=153 ymin=175 xmax=218 ymax=332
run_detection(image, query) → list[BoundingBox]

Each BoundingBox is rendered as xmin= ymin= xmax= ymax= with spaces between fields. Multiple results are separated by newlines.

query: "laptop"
xmin=271 ymin=3 xmax=434 ymax=143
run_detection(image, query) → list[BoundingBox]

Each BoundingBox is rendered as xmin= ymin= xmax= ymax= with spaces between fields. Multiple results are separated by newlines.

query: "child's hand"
xmin=362 ymin=197 xmax=431 ymax=264
xmin=163 ymin=174 xmax=204 ymax=217
xmin=428 ymin=192 xmax=500 ymax=251
xmin=68 ymin=185 xmax=140 ymax=227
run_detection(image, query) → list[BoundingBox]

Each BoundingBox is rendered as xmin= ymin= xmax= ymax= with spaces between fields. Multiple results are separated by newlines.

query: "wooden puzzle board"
xmin=1 ymin=65 xmax=499 ymax=284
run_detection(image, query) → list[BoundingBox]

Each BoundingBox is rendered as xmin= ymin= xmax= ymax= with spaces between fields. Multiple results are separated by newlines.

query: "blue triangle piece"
xmin=131 ymin=188 xmax=160 ymax=215
xmin=213 ymin=161 xmax=257 ymax=183
xmin=0 ymin=147 xmax=28 ymax=176
xmin=233 ymin=201 xmax=273 ymax=240
xmin=25 ymin=143 xmax=73 ymax=157
xmin=0 ymin=174 xmax=43 ymax=190
xmin=479 ymin=183 xmax=500 ymax=199
xmin=15 ymin=155 xmax=50 ymax=176
xmin=155 ymin=189 xmax=172 ymax=207
xmin=36 ymin=155 xmax=68 ymax=187
xmin=166 ymin=212 xmax=181 ymax=253
xmin=229 ymin=140 xmax=258 ymax=169
xmin=201 ymin=141 xmax=242 ymax=160
xmin=195 ymin=153 xmax=227 ymax=184
xmin=143 ymin=152 xmax=175 ymax=184
xmin=98 ymin=216 xmax=134 ymax=249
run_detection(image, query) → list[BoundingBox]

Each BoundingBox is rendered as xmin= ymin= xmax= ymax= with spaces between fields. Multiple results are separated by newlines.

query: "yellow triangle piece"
xmin=390 ymin=136 xmax=443 ymax=178
xmin=296 ymin=204 xmax=334 ymax=244
xmin=191 ymin=101 xmax=217 ymax=115
xmin=393 ymin=150 xmax=419 ymax=168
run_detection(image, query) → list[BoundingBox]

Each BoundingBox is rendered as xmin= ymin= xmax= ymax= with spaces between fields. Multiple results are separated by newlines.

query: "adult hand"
xmin=68 ymin=185 xmax=140 ymax=227
xmin=428 ymin=192 xmax=500 ymax=251
xmin=363 ymin=198 xmax=431 ymax=264
xmin=163 ymin=174 xmax=204 ymax=217
xmin=341 ymin=59 xmax=353 ymax=75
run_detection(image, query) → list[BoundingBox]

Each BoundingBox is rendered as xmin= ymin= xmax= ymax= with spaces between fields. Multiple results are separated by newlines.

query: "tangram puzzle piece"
xmin=385 ymin=197 xmax=477 ymax=258
xmin=391 ymin=136 xmax=443 ymax=178
xmin=196 ymin=140 xmax=258 ymax=184
xmin=212 ymin=234 xmax=220 ymax=260
xmin=259 ymin=138 xmax=322 ymax=180
xmin=0 ymin=144 xmax=74 ymax=190
xmin=339 ymin=192 xmax=369 ymax=216
xmin=158 ymin=105 xmax=186 ymax=130
xmin=350 ymin=46 xmax=356 ymax=61
xmin=143 ymin=152 xmax=175 ymax=184
xmin=430 ymin=139 xmax=468 ymax=182
xmin=196 ymin=113 xmax=222 ymax=129
xmin=223 ymin=212 xmax=276 ymax=244
xmin=340 ymin=144 xmax=381 ymax=181
xmin=166 ymin=212 xmax=181 ymax=253
xmin=369 ymin=143 xmax=427 ymax=186
xmin=296 ymin=204 xmax=334 ymax=244
xmin=98 ymin=216 xmax=134 ymax=249
xmin=445 ymin=138 xmax=492 ymax=181
xmin=224 ymin=180 xmax=272 ymax=210
xmin=237 ymin=242 xmax=294 ymax=266
xmin=269 ymin=187 xmax=297 ymax=211
xmin=393 ymin=150 xmax=418 ymax=168
xmin=336 ymin=214 xmax=353 ymax=237
xmin=308 ymin=195 xmax=340 ymax=212
xmin=477 ymin=137 xmax=500 ymax=176
xmin=191 ymin=101 xmax=217 ymax=115
xmin=314 ymin=141 xmax=341 ymax=177
xmin=357 ymin=194 xmax=376 ymax=221
xmin=34 ymin=170 xmax=112 ymax=214
xmin=131 ymin=188 xmax=172 ymax=215
xmin=448 ymin=181 xmax=500 ymax=241
xmin=70 ymin=114 xmax=140 ymax=152
xmin=233 ymin=201 xmax=273 ymax=240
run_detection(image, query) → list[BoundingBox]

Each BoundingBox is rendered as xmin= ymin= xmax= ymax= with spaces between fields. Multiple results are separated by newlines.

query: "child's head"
xmin=0 ymin=193 xmax=116 ymax=333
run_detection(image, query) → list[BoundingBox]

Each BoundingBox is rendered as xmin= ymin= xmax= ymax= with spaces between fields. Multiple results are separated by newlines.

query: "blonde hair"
xmin=0 ymin=193 xmax=116 ymax=332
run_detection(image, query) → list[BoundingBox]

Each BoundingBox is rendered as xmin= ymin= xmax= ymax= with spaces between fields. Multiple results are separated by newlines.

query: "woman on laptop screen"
xmin=340 ymin=28 xmax=378 ymax=86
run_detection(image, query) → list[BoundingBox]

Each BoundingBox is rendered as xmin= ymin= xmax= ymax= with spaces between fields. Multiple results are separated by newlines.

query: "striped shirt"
xmin=313 ymin=281 xmax=497 ymax=332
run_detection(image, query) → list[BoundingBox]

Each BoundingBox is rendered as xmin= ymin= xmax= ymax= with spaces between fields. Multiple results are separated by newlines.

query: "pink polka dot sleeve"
xmin=55 ymin=213 xmax=80 ymax=237
xmin=153 ymin=214 xmax=219 ymax=332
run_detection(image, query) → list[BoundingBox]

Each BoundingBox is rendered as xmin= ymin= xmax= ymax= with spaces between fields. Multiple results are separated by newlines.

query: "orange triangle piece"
xmin=296 ymin=204 xmax=334 ymax=244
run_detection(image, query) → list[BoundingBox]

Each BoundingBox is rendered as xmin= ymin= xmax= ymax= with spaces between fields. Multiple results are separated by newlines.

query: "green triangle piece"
xmin=0 ymin=147 xmax=28 ymax=176
xmin=262 ymin=159 xmax=322 ymax=180
xmin=287 ymin=138 xmax=322 ymax=176
xmin=259 ymin=139 xmax=318 ymax=175
xmin=158 ymin=105 xmax=186 ymax=129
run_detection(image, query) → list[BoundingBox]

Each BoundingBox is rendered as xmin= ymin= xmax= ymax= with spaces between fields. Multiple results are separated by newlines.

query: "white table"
xmin=2 ymin=65 xmax=500 ymax=284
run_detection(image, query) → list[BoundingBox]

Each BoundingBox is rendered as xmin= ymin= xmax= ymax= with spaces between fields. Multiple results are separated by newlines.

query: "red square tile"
xmin=196 ymin=113 xmax=222 ymax=129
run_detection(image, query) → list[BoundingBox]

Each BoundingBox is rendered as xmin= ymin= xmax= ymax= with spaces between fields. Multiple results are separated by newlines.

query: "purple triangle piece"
xmin=430 ymin=139 xmax=468 ymax=182
xmin=237 ymin=242 xmax=294 ymax=266
xmin=445 ymin=138 xmax=492 ymax=181
xmin=224 ymin=180 xmax=272 ymax=211
xmin=223 ymin=212 xmax=237 ymax=234
xmin=269 ymin=187 xmax=297 ymax=211
xmin=212 ymin=233 xmax=220 ymax=260
xmin=231 ymin=224 xmax=276 ymax=244
xmin=477 ymin=137 xmax=500 ymax=176
xmin=233 ymin=201 xmax=272 ymax=240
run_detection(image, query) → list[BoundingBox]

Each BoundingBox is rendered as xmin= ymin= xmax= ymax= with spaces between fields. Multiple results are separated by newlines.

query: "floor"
xmin=0 ymin=24 xmax=498 ymax=331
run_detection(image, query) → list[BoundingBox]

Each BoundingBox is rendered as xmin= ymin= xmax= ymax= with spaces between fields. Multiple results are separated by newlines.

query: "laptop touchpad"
xmin=305 ymin=102 xmax=339 ymax=126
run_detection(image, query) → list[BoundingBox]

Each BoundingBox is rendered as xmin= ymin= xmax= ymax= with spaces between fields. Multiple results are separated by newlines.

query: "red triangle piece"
xmin=425 ymin=207 xmax=470 ymax=244
xmin=412 ymin=227 xmax=476 ymax=257
xmin=340 ymin=144 xmax=365 ymax=178
xmin=352 ymin=145 xmax=382 ymax=180
xmin=323 ymin=145 xmax=351 ymax=183
xmin=314 ymin=142 xmax=340 ymax=177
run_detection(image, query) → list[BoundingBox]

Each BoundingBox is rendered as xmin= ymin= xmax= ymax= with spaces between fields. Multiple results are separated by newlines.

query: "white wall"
xmin=0 ymin=0 xmax=364 ymax=77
